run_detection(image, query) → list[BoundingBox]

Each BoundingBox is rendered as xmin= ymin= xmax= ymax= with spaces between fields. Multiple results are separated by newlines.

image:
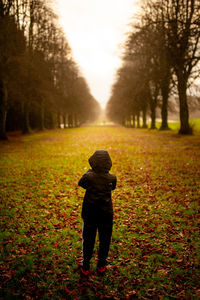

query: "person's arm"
xmin=78 ymin=174 xmax=88 ymax=189
xmin=111 ymin=175 xmax=117 ymax=190
xmin=78 ymin=170 xmax=91 ymax=189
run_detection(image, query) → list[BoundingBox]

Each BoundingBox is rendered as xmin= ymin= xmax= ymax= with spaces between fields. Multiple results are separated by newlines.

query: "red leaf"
xmin=64 ymin=287 xmax=70 ymax=294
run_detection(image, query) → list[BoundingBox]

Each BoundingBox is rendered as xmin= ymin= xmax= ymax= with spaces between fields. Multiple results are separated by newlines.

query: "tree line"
xmin=0 ymin=0 xmax=100 ymax=139
xmin=106 ymin=0 xmax=200 ymax=134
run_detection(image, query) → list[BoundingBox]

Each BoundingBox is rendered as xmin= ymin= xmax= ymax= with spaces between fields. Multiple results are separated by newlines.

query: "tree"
xmin=0 ymin=0 xmax=100 ymax=138
xmin=106 ymin=62 xmax=148 ymax=128
xmin=107 ymin=0 xmax=200 ymax=133
xmin=164 ymin=0 xmax=200 ymax=134
xmin=141 ymin=0 xmax=173 ymax=130
xmin=0 ymin=11 xmax=26 ymax=139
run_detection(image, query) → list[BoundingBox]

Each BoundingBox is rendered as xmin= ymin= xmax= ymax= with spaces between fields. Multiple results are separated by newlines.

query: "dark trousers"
xmin=82 ymin=215 xmax=113 ymax=267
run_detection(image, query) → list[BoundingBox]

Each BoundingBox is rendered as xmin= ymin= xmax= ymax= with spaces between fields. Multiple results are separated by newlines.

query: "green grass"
xmin=155 ymin=118 xmax=200 ymax=132
xmin=0 ymin=126 xmax=200 ymax=299
xmin=169 ymin=118 xmax=200 ymax=132
xmin=190 ymin=118 xmax=200 ymax=132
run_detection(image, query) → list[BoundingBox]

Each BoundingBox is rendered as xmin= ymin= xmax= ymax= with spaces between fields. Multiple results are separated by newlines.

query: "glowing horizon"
xmin=56 ymin=0 xmax=140 ymax=108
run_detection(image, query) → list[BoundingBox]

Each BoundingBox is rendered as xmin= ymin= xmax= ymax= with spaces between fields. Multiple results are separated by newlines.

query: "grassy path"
xmin=0 ymin=127 xmax=200 ymax=299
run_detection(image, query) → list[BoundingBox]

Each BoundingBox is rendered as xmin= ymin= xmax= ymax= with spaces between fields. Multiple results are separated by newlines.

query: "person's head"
xmin=89 ymin=150 xmax=112 ymax=173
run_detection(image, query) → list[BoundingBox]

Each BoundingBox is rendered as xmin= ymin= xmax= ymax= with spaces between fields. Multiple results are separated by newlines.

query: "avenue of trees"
xmin=106 ymin=0 xmax=200 ymax=134
xmin=0 ymin=0 xmax=100 ymax=139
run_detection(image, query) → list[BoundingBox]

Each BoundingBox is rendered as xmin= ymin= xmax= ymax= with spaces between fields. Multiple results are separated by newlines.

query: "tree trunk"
xmin=57 ymin=112 xmax=61 ymax=128
xmin=63 ymin=113 xmax=66 ymax=128
xmin=150 ymin=107 xmax=156 ymax=129
xmin=126 ymin=115 xmax=131 ymax=127
xmin=68 ymin=113 xmax=73 ymax=128
xmin=16 ymin=0 xmax=20 ymax=27
xmin=132 ymin=113 xmax=135 ymax=128
xmin=142 ymin=106 xmax=147 ymax=128
xmin=150 ymin=98 xmax=157 ymax=129
xmin=49 ymin=112 xmax=56 ymax=129
xmin=177 ymin=73 xmax=191 ymax=134
xmin=125 ymin=116 xmax=128 ymax=127
xmin=39 ymin=100 xmax=45 ymax=131
xmin=74 ymin=113 xmax=78 ymax=127
xmin=0 ymin=80 xmax=8 ymax=140
xmin=136 ymin=111 xmax=140 ymax=128
xmin=22 ymin=101 xmax=32 ymax=134
xmin=160 ymin=83 xmax=170 ymax=130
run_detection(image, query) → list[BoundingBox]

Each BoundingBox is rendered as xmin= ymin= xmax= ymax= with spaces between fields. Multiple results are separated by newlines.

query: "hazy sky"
xmin=56 ymin=0 xmax=140 ymax=108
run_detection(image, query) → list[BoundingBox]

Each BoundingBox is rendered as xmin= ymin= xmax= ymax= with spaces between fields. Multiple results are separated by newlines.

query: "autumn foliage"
xmin=0 ymin=127 xmax=200 ymax=299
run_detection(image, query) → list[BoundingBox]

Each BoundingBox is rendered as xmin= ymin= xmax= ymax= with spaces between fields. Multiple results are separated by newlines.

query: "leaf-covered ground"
xmin=0 ymin=127 xmax=200 ymax=299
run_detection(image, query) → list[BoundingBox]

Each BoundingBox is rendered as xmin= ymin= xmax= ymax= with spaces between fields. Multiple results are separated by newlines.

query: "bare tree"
xmin=0 ymin=1 xmax=26 ymax=139
xmin=163 ymin=0 xmax=200 ymax=134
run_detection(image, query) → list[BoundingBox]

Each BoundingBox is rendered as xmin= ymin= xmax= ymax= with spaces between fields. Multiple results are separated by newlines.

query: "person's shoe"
xmin=97 ymin=265 xmax=106 ymax=275
xmin=80 ymin=267 xmax=90 ymax=276
xmin=80 ymin=260 xmax=90 ymax=277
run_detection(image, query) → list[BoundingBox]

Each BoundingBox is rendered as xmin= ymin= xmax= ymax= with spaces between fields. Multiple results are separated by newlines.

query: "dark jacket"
xmin=78 ymin=150 xmax=117 ymax=220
